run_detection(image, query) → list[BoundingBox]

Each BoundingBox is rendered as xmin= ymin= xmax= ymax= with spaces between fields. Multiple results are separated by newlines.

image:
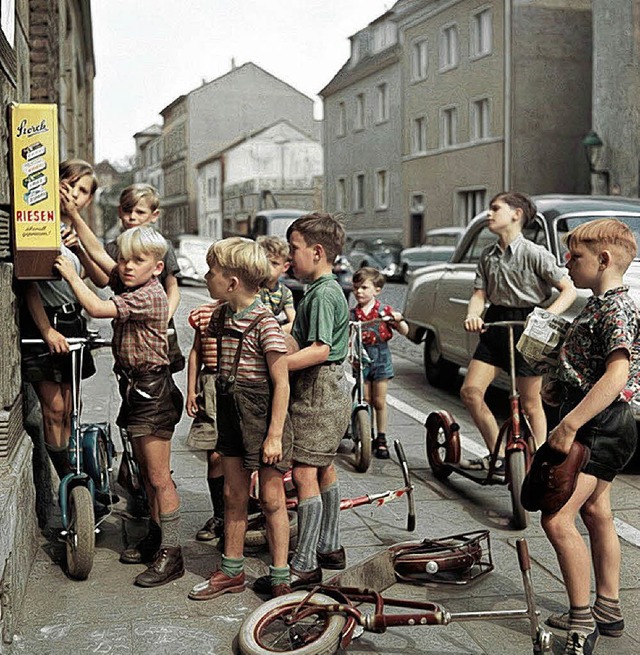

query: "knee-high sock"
xmin=317 ymin=482 xmax=340 ymax=553
xmin=290 ymin=495 xmax=322 ymax=572
xmin=159 ymin=507 xmax=181 ymax=548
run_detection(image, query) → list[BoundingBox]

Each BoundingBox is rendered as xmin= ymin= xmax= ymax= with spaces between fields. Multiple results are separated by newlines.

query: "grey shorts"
xmin=289 ymin=363 xmax=351 ymax=468
xmin=186 ymin=370 xmax=218 ymax=451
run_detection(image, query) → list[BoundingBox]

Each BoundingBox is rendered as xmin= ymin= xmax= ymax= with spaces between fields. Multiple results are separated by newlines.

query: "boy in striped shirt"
xmin=257 ymin=236 xmax=296 ymax=334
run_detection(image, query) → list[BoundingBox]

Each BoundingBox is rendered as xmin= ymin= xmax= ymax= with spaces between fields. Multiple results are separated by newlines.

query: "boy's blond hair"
xmin=567 ymin=218 xmax=638 ymax=271
xmin=353 ymin=266 xmax=386 ymax=289
xmin=286 ymin=212 xmax=345 ymax=263
xmin=120 ymin=183 xmax=160 ymax=213
xmin=206 ymin=237 xmax=270 ymax=290
xmin=117 ymin=226 xmax=167 ymax=261
xmin=59 ymin=159 xmax=98 ymax=195
xmin=257 ymin=235 xmax=290 ymax=261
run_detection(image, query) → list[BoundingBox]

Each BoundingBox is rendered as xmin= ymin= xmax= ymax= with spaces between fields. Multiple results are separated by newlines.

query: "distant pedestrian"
xmin=541 ymin=219 xmax=639 ymax=655
xmin=54 ymin=227 xmax=185 ymax=588
xmin=257 ymin=235 xmax=296 ymax=334
xmin=460 ymin=191 xmax=576 ymax=473
xmin=351 ymin=266 xmax=408 ymax=458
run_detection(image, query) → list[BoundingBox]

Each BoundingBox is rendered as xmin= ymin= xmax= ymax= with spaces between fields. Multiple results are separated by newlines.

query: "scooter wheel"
xmin=66 ymin=485 xmax=95 ymax=580
xmin=425 ymin=411 xmax=460 ymax=481
xmin=352 ymin=407 xmax=372 ymax=473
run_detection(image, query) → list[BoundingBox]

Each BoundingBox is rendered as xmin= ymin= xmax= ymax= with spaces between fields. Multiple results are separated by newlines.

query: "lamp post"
xmin=582 ymin=130 xmax=610 ymax=195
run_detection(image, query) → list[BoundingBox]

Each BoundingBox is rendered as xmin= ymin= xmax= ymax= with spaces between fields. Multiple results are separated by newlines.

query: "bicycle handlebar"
xmin=349 ymin=315 xmax=394 ymax=328
xmin=21 ymin=336 xmax=111 ymax=349
xmin=482 ymin=320 xmax=526 ymax=329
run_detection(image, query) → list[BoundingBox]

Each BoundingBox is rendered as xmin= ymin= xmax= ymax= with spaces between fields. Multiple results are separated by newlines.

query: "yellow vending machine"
xmin=10 ymin=102 xmax=60 ymax=279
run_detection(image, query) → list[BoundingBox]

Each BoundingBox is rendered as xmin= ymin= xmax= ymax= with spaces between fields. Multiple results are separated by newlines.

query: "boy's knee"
xmin=519 ymin=395 xmax=543 ymax=416
xmin=460 ymin=385 xmax=483 ymax=409
xmin=581 ymin=502 xmax=613 ymax=528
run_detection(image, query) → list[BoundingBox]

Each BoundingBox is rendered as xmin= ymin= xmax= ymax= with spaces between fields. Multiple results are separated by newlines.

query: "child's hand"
xmin=464 ymin=315 xmax=484 ymax=333
xmin=61 ymin=227 xmax=81 ymax=253
xmin=59 ymin=183 xmax=78 ymax=221
xmin=54 ymin=254 xmax=77 ymax=281
xmin=43 ymin=326 xmax=69 ymax=354
xmin=262 ymin=432 xmax=283 ymax=465
xmin=547 ymin=420 xmax=576 ymax=455
xmin=541 ymin=380 xmax=561 ymax=407
xmin=390 ymin=311 xmax=403 ymax=323
xmin=186 ymin=391 xmax=199 ymax=418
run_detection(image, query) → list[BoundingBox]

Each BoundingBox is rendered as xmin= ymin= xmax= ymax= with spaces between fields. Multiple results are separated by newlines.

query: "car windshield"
xmin=269 ymin=217 xmax=298 ymax=239
xmin=555 ymin=214 xmax=640 ymax=261
xmin=423 ymin=233 xmax=460 ymax=247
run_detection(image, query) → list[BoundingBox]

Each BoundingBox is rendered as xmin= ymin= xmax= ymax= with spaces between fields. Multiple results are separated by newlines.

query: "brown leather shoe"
xmin=271 ymin=583 xmax=292 ymax=597
xmin=120 ymin=527 xmax=162 ymax=565
xmin=134 ymin=547 xmax=185 ymax=587
xmin=188 ymin=569 xmax=246 ymax=601
xmin=290 ymin=565 xmax=322 ymax=589
xmin=317 ymin=546 xmax=346 ymax=570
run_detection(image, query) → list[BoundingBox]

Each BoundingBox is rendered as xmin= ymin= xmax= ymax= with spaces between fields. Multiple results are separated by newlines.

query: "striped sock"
xmin=221 ymin=555 xmax=244 ymax=578
xmin=159 ymin=508 xmax=181 ymax=548
xmin=290 ymin=495 xmax=322 ymax=571
xmin=568 ymin=605 xmax=596 ymax=633
xmin=317 ymin=482 xmax=341 ymax=553
xmin=593 ymin=595 xmax=623 ymax=624
xmin=269 ymin=565 xmax=290 ymax=586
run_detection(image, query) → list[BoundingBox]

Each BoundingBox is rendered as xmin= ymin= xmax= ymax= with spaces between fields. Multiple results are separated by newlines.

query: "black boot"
xmin=134 ymin=546 xmax=185 ymax=587
xmin=120 ymin=521 xmax=162 ymax=564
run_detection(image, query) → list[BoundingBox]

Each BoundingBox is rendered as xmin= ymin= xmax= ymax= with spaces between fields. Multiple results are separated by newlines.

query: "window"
xmin=411 ymin=39 xmax=428 ymax=80
xmin=373 ymin=22 xmax=395 ymax=52
xmin=355 ymin=93 xmax=365 ymax=130
xmin=376 ymin=170 xmax=388 ymax=209
xmin=207 ymin=177 xmax=218 ymax=198
xmin=441 ymin=107 xmax=457 ymax=147
xmin=470 ymin=8 xmax=492 ymax=58
xmin=470 ymin=98 xmax=490 ymax=140
xmin=376 ymin=83 xmax=389 ymax=122
xmin=336 ymin=178 xmax=346 ymax=211
xmin=412 ymin=117 xmax=427 ymax=153
xmin=439 ymin=24 xmax=458 ymax=70
xmin=337 ymin=102 xmax=346 ymax=137
xmin=458 ymin=189 xmax=486 ymax=224
xmin=353 ymin=173 xmax=365 ymax=211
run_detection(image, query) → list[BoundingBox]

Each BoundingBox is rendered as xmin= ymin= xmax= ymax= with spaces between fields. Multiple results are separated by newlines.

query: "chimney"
xmin=231 ymin=57 xmax=236 ymax=70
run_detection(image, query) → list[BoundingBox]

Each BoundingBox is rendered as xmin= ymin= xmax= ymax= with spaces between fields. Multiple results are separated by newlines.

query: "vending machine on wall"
xmin=10 ymin=103 xmax=60 ymax=279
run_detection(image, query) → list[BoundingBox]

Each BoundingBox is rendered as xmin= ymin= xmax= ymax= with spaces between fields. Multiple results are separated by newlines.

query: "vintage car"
xmin=174 ymin=234 xmax=212 ymax=285
xmin=400 ymin=226 xmax=465 ymax=282
xmin=346 ymin=237 xmax=404 ymax=281
xmin=403 ymin=195 xmax=640 ymax=401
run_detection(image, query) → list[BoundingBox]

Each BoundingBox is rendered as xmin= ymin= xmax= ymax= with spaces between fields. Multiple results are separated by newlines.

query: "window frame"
xmin=337 ymin=102 xmax=346 ymax=137
xmin=375 ymin=169 xmax=389 ymax=210
xmin=470 ymin=6 xmax=493 ymax=60
xmin=336 ymin=177 xmax=346 ymax=212
xmin=355 ymin=93 xmax=365 ymax=131
xmin=353 ymin=172 xmax=365 ymax=212
xmin=470 ymin=97 xmax=490 ymax=141
xmin=440 ymin=106 xmax=458 ymax=148
xmin=411 ymin=38 xmax=428 ymax=81
xmin=439 ymin=22 xmax=459 ymax=72
xmin=411 ymin=116 xmax=427 ymax=154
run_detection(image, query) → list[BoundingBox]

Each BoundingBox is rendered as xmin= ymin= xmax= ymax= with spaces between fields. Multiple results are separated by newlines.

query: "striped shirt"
xmin=188 ymin=302 xmax=221 ymax=369
xmin=260 ymin=281 xmax=294 ymax=324
xmin=206 ymin=299 xmax=287 ymax=382
xmin=109 ymin=272 xmax=169 ymax=373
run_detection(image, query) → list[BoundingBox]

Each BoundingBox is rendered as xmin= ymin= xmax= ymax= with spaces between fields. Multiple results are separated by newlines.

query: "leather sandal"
xmin=374 ymin=439 xmax=390 ymax=459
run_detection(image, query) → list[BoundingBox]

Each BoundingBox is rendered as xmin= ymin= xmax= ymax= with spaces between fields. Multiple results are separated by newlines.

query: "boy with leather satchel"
xmin=539 ymin=219 xmax=640 ymax=655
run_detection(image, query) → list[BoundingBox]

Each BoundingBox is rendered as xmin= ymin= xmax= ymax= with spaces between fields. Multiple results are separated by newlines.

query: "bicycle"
xmin=425 ymin=320 xmax=536 ymax=529
xmin=22 ymin=332 xmax=117 ymax=580
xmin=237 ymin=535 xmax=552 ymax=654
xmin=347 ymin=315 xmax=393 ymax=472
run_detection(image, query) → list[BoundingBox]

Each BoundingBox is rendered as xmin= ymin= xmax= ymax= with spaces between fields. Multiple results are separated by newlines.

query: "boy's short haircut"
xmin=118 ymin=226 xmax=168 ymax=261
xmin=490 ymin=191 xmax=537 ymax=227
xmin=59 ymin=159 xmax=98 ymax=195
xmin=120 ymin=183 xmax=160 ymax=213
xmin=567 ymin=218 xmax=638 ymax=270
xmin=353 ymin=266 xmax=385 ymax=289
xmin=286 ymin=212 xmax=345 ymax=263
xmin=257 ymin=235 xmax=290 ymax=261
xmin=206 ymin=237 xmax=271 ymax=290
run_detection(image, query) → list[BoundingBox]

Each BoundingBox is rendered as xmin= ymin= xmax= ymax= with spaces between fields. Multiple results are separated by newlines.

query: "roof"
xmin=534 ymin=194 xmax=640 ymax=218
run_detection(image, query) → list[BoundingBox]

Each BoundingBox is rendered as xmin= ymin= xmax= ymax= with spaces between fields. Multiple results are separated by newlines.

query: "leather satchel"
xmin=521 ymin=441 xmax=591 ymax=515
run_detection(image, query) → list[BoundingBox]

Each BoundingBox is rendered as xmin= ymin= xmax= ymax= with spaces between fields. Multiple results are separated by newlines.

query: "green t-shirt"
xmin=292 ymin=274 xmax=349 ymax=362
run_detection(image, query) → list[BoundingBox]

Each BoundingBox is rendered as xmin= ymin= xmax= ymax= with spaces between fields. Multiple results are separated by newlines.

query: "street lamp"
xmin=582 ymin=130 xmax=610 ymax=195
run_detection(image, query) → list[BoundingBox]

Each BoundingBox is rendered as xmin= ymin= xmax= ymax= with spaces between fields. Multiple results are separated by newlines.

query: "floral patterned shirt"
xmin=351 ymin=300 xmax=395 ymax=345
xmin=556 ymin=286 xmax=640 ymax=401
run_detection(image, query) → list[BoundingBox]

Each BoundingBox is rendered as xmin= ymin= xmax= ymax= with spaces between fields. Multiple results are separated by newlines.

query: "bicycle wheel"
xmin=425 ymin=411 xmax=460 ymax=480
xmin=83 ymin=426 xmax=110 ymax=494
xmin=245 ymin=510 xmax=298 ymax=550
xmin=507 ymin=449 xmax=529 ymax=530
xmin=238 ymin=591 xmax=347 ymax=655
xmin=66 ymin=485 xmax=95 ymax=580
xmin=352 ymin=407 xmax=372 ymax=473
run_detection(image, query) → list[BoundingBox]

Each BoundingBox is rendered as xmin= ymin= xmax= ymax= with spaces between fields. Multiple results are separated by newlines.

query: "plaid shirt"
xmin=110 ymin=270 xmax=169 ymax=373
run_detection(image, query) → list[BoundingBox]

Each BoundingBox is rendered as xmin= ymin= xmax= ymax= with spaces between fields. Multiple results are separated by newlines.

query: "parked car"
xmin=174 ymin=234 xmax=212 ymax=285
xmin=250 ymin=208 xmax=307 ymax=240
xmin=403 ymin=195 xmax=640 ymax=402
xmin=284 ymin=254 xmax=353 ymax=307
xmin=346 ymin=237 xmax=404 ymax=281
xmin=400 ymin=226 xmax=465 ymax=282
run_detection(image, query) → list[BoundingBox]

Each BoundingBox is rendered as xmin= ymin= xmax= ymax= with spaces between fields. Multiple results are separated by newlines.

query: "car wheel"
xmin=424 ymin=332 xmax=459 ymax=388
xmin=402 ymin=264 xmax=410 ymax=284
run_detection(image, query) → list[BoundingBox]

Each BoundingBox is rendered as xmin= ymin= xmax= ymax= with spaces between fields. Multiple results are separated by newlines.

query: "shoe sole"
xmin=195 ymin=533 xmax=216 ymax=542
xmin=134 ymin=568 xmax=185 ymax=588
xmin=188 ymin=583 xmax=245 ymax=600
xmin=546 ymin=617 xmax=623 ymax=638
xmin=318 ymin=561 xmax=346 ymax=570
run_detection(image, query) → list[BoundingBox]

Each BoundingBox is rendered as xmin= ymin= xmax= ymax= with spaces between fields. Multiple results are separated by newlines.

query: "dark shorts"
xmin=361 ymin=343 xmax=394 ymax=381
xmin=168 ymin=317 xmax=185 ymax=373
xmin=472 ymin=305 xmax=537 ymax=377
xmin=21 ymin=304 xmax=96 ymax=384
xmin=289 ymin=363 xmax=351 ymax=467
xmin=116 ymin=367 xmax=183 ymax=440
xmin=560 ymin=388 xmax=638 ymax=482
xmin=186 ymin=370 xmax=218 ymax=451
xmin=215 ymin=378 xmax=292 ymax=473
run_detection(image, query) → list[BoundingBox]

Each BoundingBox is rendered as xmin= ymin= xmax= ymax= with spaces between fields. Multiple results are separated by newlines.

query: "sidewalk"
xmin=11 ymin=346 xmax=640 ymax=654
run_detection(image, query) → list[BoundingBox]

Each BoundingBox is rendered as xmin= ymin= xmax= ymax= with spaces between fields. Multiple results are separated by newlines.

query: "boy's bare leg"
xmin=259 ymin=467 xmax=289 ymax=568
xmin=221 ymin=456 xmax=250 ymax=558
xmin=293 ymin=462 xmax=321 ymax=500
xmin=34 ymin=381 xmax=72 ymax=449
xmin=515 ymin=375 xmax=546 ymax=447
xmin=371 ymin=380 xmax=388 ymax=434
xmin=460 ymin=359 xmax=500 ymax=453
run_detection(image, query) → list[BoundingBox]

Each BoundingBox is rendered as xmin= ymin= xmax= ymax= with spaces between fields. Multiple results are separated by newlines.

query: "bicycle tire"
xmin=83 ymin=426 xmax=109 ymax=495
xmin=238 ymin=591 xmax=347 ymax=655
xmin=507 ymin=448 xmax=529 ymax=530
xmin=66 ymin=486 xmax=95 ymax=580
xmin=244 ymin=510 xmax=298 ymax=550
xmin=352 ymin=407 xmax=371 ymax=473
xmin=425 ymin=411 xmax=460 ymax=480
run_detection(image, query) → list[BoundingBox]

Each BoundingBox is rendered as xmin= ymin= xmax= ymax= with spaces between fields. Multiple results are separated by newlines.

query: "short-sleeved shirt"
xmin=474 ymin=234 xmax=566 ymax=308
xmin=106 ymin=235 xmax=179 ymax=284
xmin=37 ymin=242 xmax=82 ymax=307
xmin=292 ymin=274 xmax=349 ymax=362
xmin=260 ymin=281 xmax=294 ymax=324
xmin=109 ymin=270 xmax=169 ymax=372
xmin=351 ymin=300 xmax=395 ymax=345
xmin=556 ymin=286 xmax=640 ymax=402
xmin=206 ymin=299 xmax=287 ymax=382
xmin=188 ymin=302 xmax=221 ymax=370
